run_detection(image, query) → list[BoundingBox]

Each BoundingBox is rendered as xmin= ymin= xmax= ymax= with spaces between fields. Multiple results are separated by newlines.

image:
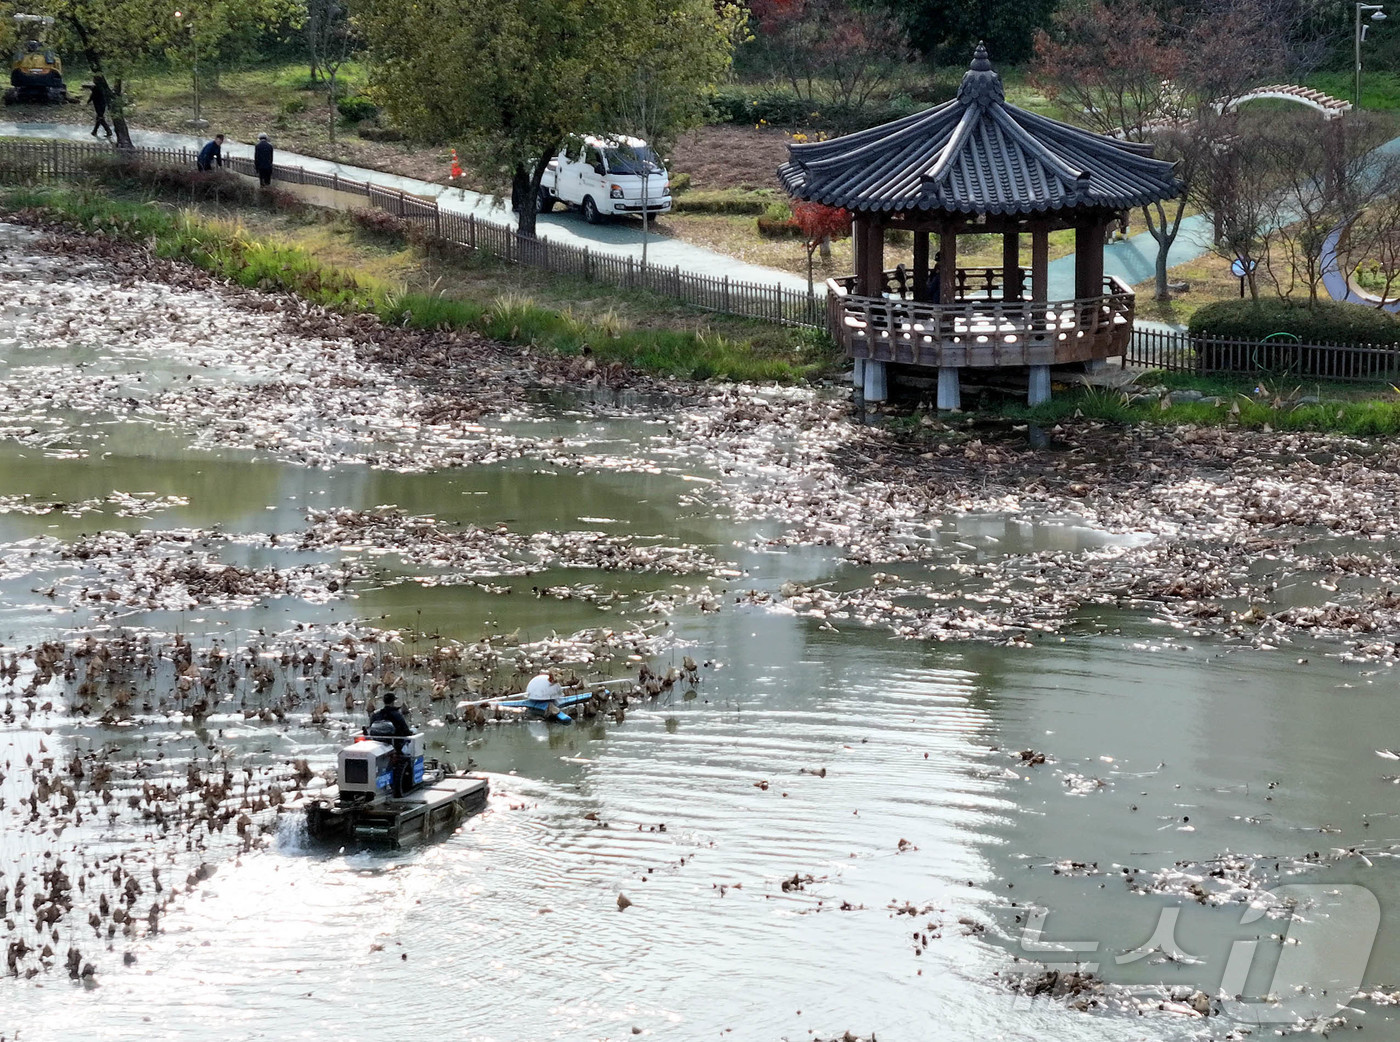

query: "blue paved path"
xmin=1052 ymin=214 xmax=1214 ymax=301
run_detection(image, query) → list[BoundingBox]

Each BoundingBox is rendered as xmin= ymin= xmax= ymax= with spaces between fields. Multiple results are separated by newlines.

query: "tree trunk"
xmin=819 ymin=234 xmax=831 ymax=261
xmin=107 ymin=79 xmax=133 ymax=149
xmin=511 ymin=162 xmax=530 ymax=230
xmin=66 ymin=17 xmax=132 ymax=148
xmin=1154 ymin=244 xmax=1170 ymax=301
xmin=1142 ymin=200 xmax=1187 ymax=302
xmin=641 ymin=168 xmax=649 ymax=267
xmin=328 ymin=68 xmax=337 ymax=145
xmin=515 ymin=148 xmax=558 ymax=239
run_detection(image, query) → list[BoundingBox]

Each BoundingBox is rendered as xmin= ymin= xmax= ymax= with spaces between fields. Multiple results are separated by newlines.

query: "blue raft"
xmin=493 ymin=689 xmax=596 ymax=724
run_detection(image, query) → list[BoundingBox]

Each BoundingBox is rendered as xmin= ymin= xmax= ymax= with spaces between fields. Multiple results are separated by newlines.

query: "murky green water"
xmin=3 ymin=223 xmax=1400 ymax=1041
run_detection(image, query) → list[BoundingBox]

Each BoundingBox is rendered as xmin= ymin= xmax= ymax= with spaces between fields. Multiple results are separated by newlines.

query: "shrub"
xmin=0 ymin=157 xmax=41 ymax=184
xmin=667 ymin=172 xmax=691 ymax=195
xmin=706 ymin=86 xmax=923 ymax=132
xmin=756 ymin=215 xmax=803 ymax=239
xmin=709 ymin=86 xmax=813 ymax=126
xmin=358 ymin=126 xmax=406 ymax=142
xmin=77 ymin=157 xmax=306 ymax=213
xmin=347 ymin=206 xmax=412 ymax=239
xmin=280 ymin=97 xmax=307 ymax=116
xmin=669 ymin=188 xmax=772 ymax=215
xmin=1189 ymin=297 xmax=1400 ymax=346
xmin=337 ymin=95 xmax=379 ymax=123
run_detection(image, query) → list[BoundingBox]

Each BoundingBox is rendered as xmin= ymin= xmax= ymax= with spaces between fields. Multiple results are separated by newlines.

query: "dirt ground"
xmin=669 ymin=124 xmax=796 ymax=191
xmin=1132 ymin=248 xmax=1297 ymax=326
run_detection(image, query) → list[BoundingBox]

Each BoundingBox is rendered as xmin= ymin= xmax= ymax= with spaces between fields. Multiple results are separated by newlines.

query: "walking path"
xmin=3 ymin=121 xmax=1223 ymax=308
xmin=0 ymin=121 xmax=814 ymax=292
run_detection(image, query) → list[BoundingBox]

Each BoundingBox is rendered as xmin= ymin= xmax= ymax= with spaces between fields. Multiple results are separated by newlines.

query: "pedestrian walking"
xmin=196 ymin=133 xmax=225 ymax=172
xmin=253 ymin=132 xmax=274 ymax=187
xmin=85 ymin=82 xmax=111 ymax=139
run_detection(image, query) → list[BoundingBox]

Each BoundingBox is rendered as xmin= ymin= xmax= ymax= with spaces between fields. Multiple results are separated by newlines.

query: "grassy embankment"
xmin=9 ymin=181 xmax=1394 ymax=436
xmin=991 ymin=370 xmax=1400 ymax=437
xmin=0 ymin=179 xmax=839 ymax=384
xmin=880 ymin=369 xmax=1400 ymax=438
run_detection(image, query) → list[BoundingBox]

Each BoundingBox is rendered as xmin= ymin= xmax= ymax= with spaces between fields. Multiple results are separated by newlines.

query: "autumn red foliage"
xmin=791 ymin=200 xmax=851 ymax=246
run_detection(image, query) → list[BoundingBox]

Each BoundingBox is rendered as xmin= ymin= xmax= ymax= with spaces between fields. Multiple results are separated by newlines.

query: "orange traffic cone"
xmin=449 ymin=149 xmax=462 ymax=180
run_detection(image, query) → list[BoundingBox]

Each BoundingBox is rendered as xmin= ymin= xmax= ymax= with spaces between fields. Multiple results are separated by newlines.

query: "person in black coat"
xmin=196 ymin=134 xmax=224 ymax=172
xmin=86 ymin=82 xmax=111 ymax=139
xmin=925 ymin=262 xmax=942 ymax=303
xmin=253 ymin=132 xmax=274 ymax=187
xmin=369 ymin=692 xmax=411 ymax=737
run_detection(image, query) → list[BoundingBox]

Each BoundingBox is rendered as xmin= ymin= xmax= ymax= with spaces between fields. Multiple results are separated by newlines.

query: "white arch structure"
xmin=1218 ymin=85 xmax=1352 ymax=120
xmin=1116 ymin=85 xmax=1353 ymax=140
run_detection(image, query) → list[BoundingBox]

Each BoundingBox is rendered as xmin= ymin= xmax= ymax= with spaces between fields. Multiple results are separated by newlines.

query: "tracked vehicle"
xmin=303 ymin=730 xmax=488 ymax=846
xmin=5 ymin=15 xmax=72 ymax=105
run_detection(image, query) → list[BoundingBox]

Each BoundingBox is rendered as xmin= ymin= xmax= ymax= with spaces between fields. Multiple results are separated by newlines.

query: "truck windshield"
xmin=603 ymin=146 xmax=660 ymax=175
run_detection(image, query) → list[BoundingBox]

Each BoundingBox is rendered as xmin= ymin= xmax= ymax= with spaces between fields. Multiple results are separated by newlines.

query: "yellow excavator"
xmin=5 ymin=14 xmax=73 ymax=105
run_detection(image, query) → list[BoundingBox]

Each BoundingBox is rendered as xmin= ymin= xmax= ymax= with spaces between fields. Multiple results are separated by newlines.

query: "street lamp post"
xmin=1356 ymin=3 xmax=1388 ymax=107
xmin=173 ymin=10 xmax=207 ymax=128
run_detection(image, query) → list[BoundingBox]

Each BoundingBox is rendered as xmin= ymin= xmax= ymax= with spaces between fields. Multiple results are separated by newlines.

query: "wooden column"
xmin=1030 ymin=223 xmax=1049 ymax=302
xmin=1088 ymin=221 xmax=1105 ymax=292
xmin=864 ymin=219 xmax=886 ymax=297
xmin=1002 ymin=230 xmax=1021 ymax=301
xmin=852 ymin=216 xmax=871 ymax=295
xmin=1074 ymin=219 xmax=1105 ymax=300
xmin=866 ymin=219 xmax=890 ymax=401
xmin=937 ymin=226 xmax=957 ymax=305
xmin=913 ymin=230 xmax=930 ymax=301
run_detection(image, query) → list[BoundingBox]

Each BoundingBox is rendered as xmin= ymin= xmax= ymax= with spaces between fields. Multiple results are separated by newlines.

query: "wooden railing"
xmin=0 ymin=139 xmax=826 ymax=330
xmin=1129 ymin=326 xmax=1400 ymax=382
xmin=829 ymin=274 xmax=1135 ymax=367
xmin=832 ymin=266 xmax=1027 ymax=302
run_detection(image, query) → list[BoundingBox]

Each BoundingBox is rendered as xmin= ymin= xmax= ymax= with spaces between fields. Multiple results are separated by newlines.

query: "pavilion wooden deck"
xmin=828 ymin=268 xmax=1134 ymax=368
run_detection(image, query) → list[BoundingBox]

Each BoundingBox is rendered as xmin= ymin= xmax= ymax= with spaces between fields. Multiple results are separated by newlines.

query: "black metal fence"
xmin=0 ymin=139 xmax=826 ymax=329
xmin=1128 ymin=326 xmax=1400 ymax=383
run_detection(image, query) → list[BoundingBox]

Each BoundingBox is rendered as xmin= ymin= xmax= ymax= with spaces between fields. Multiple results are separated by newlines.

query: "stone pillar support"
xmin=863 ymin=359 xmax=888 ymax=402
xmin=937 ymin=367 xmax=961 ymax=411
xmin=1028 ymin=364 xmax=1051 ymax=406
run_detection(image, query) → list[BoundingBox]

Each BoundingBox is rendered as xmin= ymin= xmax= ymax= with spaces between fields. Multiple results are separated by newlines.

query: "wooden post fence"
xmin=0 ymin=138 xmax=829 ymax=331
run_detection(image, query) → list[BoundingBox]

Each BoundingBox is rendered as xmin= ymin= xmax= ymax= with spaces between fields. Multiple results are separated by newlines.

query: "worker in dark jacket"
xmin=196 ymin=133 xmax=224 ymax=172
xmin=86 ymin=82 xmax=111 ymax=139
xmin=369 ymin=692 xmax=411 ymax=737
xmin=253 ymin=132 xmax=274 ymax=187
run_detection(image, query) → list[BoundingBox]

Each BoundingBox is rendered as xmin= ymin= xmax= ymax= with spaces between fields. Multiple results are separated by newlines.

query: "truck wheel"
xmin=582 ymin=196 xmax=603 ymax=225
xmin=537 ymin=188 xmax=555 ymax=214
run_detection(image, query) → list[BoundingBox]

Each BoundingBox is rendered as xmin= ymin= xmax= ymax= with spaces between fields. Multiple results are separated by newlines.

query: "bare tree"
xmin=610 ymin=2 xmax=742 ymax=265
xmin=1189 ymin=117 xmax=1283 ymax=301
xmin=1032 ymin=0 xmax=1293 ymax=301
xmin=305 ymin=0 xmax=352 ymax=144
xmin=1343 ymin=192 xmax=1400 ymax=306
xmin=1262 ymin=112 xmax=1399 ymax=302
xmin=748 ymin=0 xmax=913 ymax=125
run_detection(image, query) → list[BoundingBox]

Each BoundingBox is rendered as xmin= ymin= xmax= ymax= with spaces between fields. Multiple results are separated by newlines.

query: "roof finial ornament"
xmin=957 ymin=41 xmax=1004 ymax=107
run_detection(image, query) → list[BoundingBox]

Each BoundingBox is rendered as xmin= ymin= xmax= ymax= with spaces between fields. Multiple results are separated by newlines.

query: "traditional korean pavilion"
xmin=779 ymin=44 xmax=1185 ymax=406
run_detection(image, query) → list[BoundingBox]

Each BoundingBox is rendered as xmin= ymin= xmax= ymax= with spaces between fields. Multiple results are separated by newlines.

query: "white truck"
xmin=536 ymin=135 xmax=671 ymax=224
